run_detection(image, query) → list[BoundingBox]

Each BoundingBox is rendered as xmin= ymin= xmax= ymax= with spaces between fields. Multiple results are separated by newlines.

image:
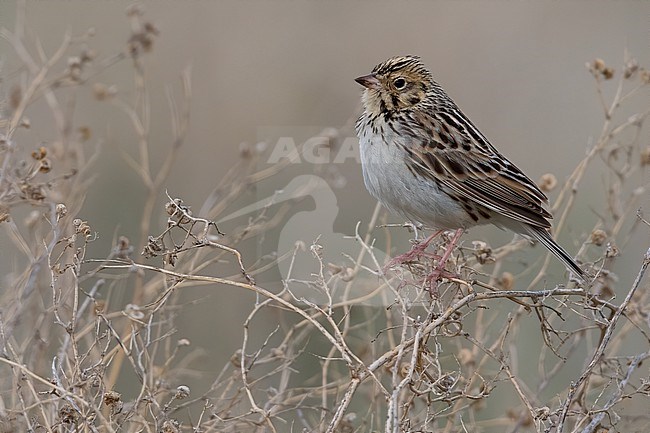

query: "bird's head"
xmin=355 ymin=55 xmax=433 ymax=116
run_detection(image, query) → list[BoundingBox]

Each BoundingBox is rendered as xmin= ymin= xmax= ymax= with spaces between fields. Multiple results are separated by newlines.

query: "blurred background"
xmin=1 ymin=0 xmax=649 ymax=423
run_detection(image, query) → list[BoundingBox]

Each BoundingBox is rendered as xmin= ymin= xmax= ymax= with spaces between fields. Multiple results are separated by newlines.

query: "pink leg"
xmin=384 ymin=230 xmax=443 ymax=271
xmin=425 ymin=228 xmax=464 ymax=292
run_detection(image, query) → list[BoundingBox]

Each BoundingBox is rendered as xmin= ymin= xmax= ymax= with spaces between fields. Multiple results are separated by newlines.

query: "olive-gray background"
xmin=1 ymin=0 xmax=648 ymax=421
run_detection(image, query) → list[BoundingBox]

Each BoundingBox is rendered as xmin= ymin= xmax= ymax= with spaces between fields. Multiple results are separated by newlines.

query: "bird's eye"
xmin=393 ymin=78 xmax=407 ymax=89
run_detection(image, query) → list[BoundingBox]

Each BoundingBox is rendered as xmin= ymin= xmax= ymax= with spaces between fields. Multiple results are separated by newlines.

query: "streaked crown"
xmin=355 ymin=55 xmax=434 ymax=116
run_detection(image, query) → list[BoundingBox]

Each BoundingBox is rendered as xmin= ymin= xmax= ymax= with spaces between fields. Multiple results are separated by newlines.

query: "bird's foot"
xmin=424 ymin=266 xmax=460 ymax=296
xmin=423 ymin=229 xmax=465 ymax=295
xmin=382 ymin=230 xmax=442 ymax=273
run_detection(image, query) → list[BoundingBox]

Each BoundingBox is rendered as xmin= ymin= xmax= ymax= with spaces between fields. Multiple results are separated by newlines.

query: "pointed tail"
xmin=524 ymin=225 xmax=585 ymax=279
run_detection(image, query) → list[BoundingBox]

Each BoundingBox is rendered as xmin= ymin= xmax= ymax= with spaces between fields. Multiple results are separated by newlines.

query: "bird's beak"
xmin=355 ymin=74 xmax=380 ymax=90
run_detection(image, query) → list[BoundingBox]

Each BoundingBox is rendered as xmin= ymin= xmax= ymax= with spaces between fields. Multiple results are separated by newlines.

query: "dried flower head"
xmin=161 ymin=419 xmax=180 ymax=433
xmin=73 ymin=218 xmax=92 ymax=238
xmin=498 ymin=271 xmax=514 ymax=291
xmin=94 ymin=299 xmax=106 ymax=315
xmin=605 ymin=242 xmax=620 ymax=258
xmin=239 ymin=142 xmax=253 ymax=159
xmin=538 ymin=173 xmax=558 ymax=192
xmin=588 ymin=58 xmax=615 ymax=80
xmin=78 ymin=126 xmax=92 ymax=142
xmin=31 ymin=146 xmax=47 ymax=160
xmin=0 ymin=205 xmax=10 ymax=223
xmin=590 ymin=229 xmax=607 ymax=246
xmin=55 ymin=203 xmax=67 ymax=221
xmin=177 ymin=338 xmax=191 ymax=347
xmin=174 ymin=385 xmax=190 ymax=399
xmin=93 ymin=83 xmax=118 ymax=101
xmin=471 ymin=240 xmax=493 ymax=264
xmin=624 ymin=57 xmax=639 ymax=79
xmin=641 ymin=147 xmax=650 ymax=166
xmin=641 ymin=68 xmax=650 ymax=84
xmin=39 ymin=158 xmax=52 ymax=173
xmin=58 ymin=404 xmax=78 ymax=424
xmin=103 ymin=390 xmax=123 ymax=415
xmin=114 ymin=235 xmax=133 ymax=259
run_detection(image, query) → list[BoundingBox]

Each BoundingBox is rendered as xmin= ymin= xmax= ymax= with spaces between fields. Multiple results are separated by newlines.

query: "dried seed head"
xmin=104 ymin=390 xmax=121 ymax=404
xmin=124 ymin=304 xmax=144 ymax=320
xmin=59 ymin=404 xmax=78 ymax=424
xmin=91 ymin=372 xmax=102 ymax=388
xmin=602 ymin=67 xmax=614 ymax=79
xmin=230 ymin=349 xmax=242 ymax=368
xmin=538 ymin=173 xmax=557 ymax=192
xmin=161 ymin=419 xmax=180 ymax=433
xmin=605 ymin=242 xmax=620 ymax=258
xmin=165 ymin=198 xmax=192 ymax=224
xmin=94 ymin=299 xmax=106 ymax=315
xmin=328 ymin=263 xmax=354 ymax=281
xmin=498 ymin=272 xmax=514 ymax=291
xmin=67 ymin=56 xmax=81 ymax=68
xmin=80 ymin=48 xmax=97 ymax=63
xmin=435 ymin=373 xmax=457 ymax=393
xmin=73 ymin=218 xmax=92 ymax=238
xmin=67 ymin=56 xmax=83 ymax=81
xmin=590 ymin=229 xmax=607 ymax=246
xmin=165 ymin=200 xmax=177 ymax=215
xmin=310 ymin=242 xmax=323 ymax=256
xmin=144 ymin=21 xmax=159 ymax=36
xmin=93 ymin=83 xmax=117 ymax=101
xmin=641 ymin=147 xmax=650 ymax=166
xmin=624 ymin=57 xmax=639 ymax=79
xmin=177 ymin=338 xmax=191 ymax=347
xmin=142 ymin=235 xmax=164 ymax=258
xmin=589 ymin=58 xmax=614 ymax=80
xmin=593 ymin=278 xmax=615 ymax=300
xmin=114 ymin=236 xmax=133 ymax=259
xmin=641 ymin=68 xmax=650 ymax=84
xmin=593 ymin=58 xmax=606 ymax=71
xmin=103 ymin=390 xmax=123 ymax=415
xmin=0 ymin=205 xmax=10 ymax=223
xmin=39 ymin=158 xmax=52 ymax=173
xmin=471 ymin=240 xmax=492 ymax=264
xmin=55 ymin=203 xmax=67 ymax=221
xmin=339 ymin=266 xmax=355 ymax=282
xmin=239 ymin=142 xmax=253 ymax=159
xmin=31 ymin=146 xmax=47 ymax=160
xmin=164 ymin=251 xmax=178 ymax=266
xmin=78 ymin=126 xmax=92 ymax=142
xmin=535 ymin=406 xmax=551 ymax=420
xmin=21 ymin=182 xmax=46 ymax=201
xmin=399 ymin=362 xmax=411 ymax=378
xmin=174 ymin=385 xmax=190 ymax=399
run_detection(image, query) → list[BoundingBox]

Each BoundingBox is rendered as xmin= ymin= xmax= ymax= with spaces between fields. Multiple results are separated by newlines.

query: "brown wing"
xmin=401 ymin=108 xmax=552 ymax=229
